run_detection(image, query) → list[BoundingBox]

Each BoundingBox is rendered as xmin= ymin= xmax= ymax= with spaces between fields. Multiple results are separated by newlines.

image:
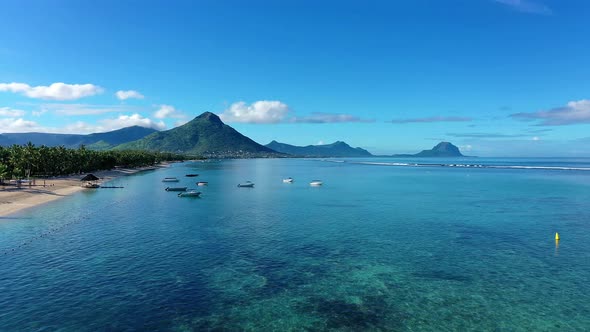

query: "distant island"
xmin=266 ymin=140 xmax=373 ymax=158
xmin=391 ymin=142 xmax=465 ymax=157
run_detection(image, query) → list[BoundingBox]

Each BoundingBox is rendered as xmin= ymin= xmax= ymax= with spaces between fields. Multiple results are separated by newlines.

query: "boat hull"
xmin=178 ymin=191 xmax=201 ymax=197
xmin=165 ymin=187 xmax=187 ymax=192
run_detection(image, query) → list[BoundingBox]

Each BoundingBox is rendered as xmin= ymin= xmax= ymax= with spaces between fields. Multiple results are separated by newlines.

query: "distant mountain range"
xmin=392 ymin=142 xmax=464 ymax=157
xmin=266 ymin=140 xmax=373 ymax=157
xmin=0 ymin=113 xmax=465 ymax=159
xmin=116 ymin=112 xmax=282 ymax=158
xmin=0 ymin=126 xmax=157 ymax=150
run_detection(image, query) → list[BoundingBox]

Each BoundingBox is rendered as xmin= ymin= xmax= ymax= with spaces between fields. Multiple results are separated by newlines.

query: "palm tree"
xmin=0 ymin=163 xmax=8 ymax=187
xmin=23 ymin=142 xmax=39 ymax=186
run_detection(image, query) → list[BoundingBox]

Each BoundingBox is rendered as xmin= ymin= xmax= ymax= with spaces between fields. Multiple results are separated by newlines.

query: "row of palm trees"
xmin=0 ymin=143 xmax=190 ymax=184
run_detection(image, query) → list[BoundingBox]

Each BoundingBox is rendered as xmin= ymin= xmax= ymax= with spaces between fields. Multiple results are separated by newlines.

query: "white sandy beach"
xmin=0 ymin=165 xmax=167 ymax=217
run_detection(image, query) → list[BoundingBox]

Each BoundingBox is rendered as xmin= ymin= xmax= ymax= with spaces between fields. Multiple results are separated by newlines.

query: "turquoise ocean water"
xmin=1 ymin=158 xmax=590 ymax=331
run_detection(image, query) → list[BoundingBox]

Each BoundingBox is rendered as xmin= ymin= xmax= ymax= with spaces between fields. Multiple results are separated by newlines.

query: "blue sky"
xmin=1 ymin=0 xmax=589 ymax=156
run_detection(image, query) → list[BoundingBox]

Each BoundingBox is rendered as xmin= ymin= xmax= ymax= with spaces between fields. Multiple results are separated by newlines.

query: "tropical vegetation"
xmin=0 ymin=143 xmax=191 ymax=184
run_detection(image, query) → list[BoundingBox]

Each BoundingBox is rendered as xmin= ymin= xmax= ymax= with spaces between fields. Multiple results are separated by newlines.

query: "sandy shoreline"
xmin=0 ymin=164 xmax=168 ymax=217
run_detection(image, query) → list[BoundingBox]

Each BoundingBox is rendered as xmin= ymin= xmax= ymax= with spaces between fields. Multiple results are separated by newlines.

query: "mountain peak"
xmin=330 ymin=141 xmax=349 ymax=147
xmin=409 ymin=141 xmax=463 ymax=157
xmin=432 ymin=142 xmax=461 ymax=153
xmin=116 ymin=111 xmax=279 ymax=157
xmin=196 ymin=112 xmax=223 ymax=123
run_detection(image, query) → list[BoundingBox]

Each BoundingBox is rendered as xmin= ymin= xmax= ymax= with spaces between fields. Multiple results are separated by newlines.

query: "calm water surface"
xmin=1 ymin=158 xmax=590 ymax=331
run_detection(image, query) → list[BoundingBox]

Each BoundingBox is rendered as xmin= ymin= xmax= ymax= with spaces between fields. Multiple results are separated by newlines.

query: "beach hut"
xmin=81 ymin=174 xmax=100 ymax=188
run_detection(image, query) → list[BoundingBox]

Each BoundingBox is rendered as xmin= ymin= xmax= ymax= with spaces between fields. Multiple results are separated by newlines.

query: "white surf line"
xmin=338 ymin=161 xmax=590 ymax=171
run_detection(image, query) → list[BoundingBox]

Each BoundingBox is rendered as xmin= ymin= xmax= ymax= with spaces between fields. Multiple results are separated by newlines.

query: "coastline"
xmin=0 ymin=164 xmax=168 ymax=218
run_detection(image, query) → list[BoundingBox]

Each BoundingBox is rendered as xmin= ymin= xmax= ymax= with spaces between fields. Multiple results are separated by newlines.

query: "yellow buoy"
xmin=555 ymin=232 xmax=560 ymax=241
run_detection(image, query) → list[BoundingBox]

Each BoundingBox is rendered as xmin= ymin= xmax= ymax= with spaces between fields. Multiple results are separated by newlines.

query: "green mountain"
xmin=266 ymin=140 xmax=373 ymax=157
xmin=0 ymin=134 xmax=13 ymax=146
xmin=84 ymin=126 xmax=159 ymax=149
xmin=394 ymin=142 xmax=464 ymax=157
xmin=0 ymin=126 xmax=157 ymax=149
xmin=116 ymin=112 xmax=282 ymax=158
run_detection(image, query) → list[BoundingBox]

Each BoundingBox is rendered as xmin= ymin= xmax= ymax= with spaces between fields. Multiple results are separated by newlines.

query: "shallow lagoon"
xmin=1 ymin=158 xmax=590 ymax=331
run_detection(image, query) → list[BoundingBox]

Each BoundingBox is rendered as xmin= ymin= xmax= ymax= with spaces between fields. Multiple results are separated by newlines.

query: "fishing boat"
xmin=165 ymin=187 xmax=187 ymax=192
xmin=237 ymin=181 xmax=255 ymax=188
xmin=310 ymin=180 xmax=323 ymax=186
xmin=282 ymin=177 xmax=294 ymax=183
xmin=162 ymin=177 xmax=179 ymax=182
xmin=185 ymin=174 xmax=199 ymax=177
xmin=178 ymin=190 xmax=201 ymax=197
xmin=197 ymin=181 xmax=208 ymax=186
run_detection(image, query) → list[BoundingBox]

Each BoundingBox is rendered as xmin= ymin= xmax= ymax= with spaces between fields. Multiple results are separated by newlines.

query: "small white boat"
xmin=165 ymin=187 xmax=187 ymax=192
xmin=310 ymin=180 xmax=323 ymax=186
xmin=237 ymin=181 xmax=255 ymax=188
xmin=283 ymin=177 xmax=294 ymax=183
xmin=197 ymin=181 xmax=208 ymax=186
xmin=178 ymin=190 xmax=201 ymax=197
xmin=162 ymin=177 xmax=179 ymax=182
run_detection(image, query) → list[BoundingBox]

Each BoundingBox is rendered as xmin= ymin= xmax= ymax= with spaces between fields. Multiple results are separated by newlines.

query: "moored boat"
xmin=185 ymin=174 xmax=199 ymax=177
xmin=237 ymin=181 xmax=255 ymax=188
xmin=178 ymin=190 xmax=201 ymax=197
xmin=197 ymin=181 xmax=208 ymax=186
xmin=162 ymin=177 xmax=179 ymax=182
xmin=309 ymin=180 xmax=323 ymax=186
xmin=165 ymin=187 xmax=187 ymax=192
xmin=283 ymin=177 xmax=294 ymax=183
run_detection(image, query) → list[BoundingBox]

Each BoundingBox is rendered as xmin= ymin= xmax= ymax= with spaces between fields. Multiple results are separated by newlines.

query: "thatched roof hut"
xmin=80 ymin=174 xmax=100 ymax=181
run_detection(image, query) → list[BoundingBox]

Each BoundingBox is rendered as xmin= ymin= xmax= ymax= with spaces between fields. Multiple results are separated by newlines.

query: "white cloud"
xmin=116 ymin=90 xmax=144 ymax=100
xmin=0 ymin=118 xmax=44 ymax=133
xmin=291 ymin=112 xmax=374 ymax=123
xmin=389 ymin=116 xmax=473 ymax=124
xmin=0 ymin=107 xmax=26 ymax=117
xmin=154 ymin=104 xmax=186 ymax=119
xmin=460 ymin=144 xmax=473 ymax=151
xmin=220 ymin=100 xmax=290 ymax=124
xmin=0 ymin=114 xmax=165 ymax=134
xmin=219 ymin=101 xmax=372 ymax=124
xmin=511 ymin=99 xmax=590 ymax=125
xmin=50 ymin=114 xmax=166 ymax=134
xmin=0 ymin=82 xmax=103 ymax=100
xmin=493 ymin=0 xmax=552 ymax=15
xmin=532 ymin=136 xmax=540 ymax=141
xmin=99 ymin=114 xmax=166 ymax=132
